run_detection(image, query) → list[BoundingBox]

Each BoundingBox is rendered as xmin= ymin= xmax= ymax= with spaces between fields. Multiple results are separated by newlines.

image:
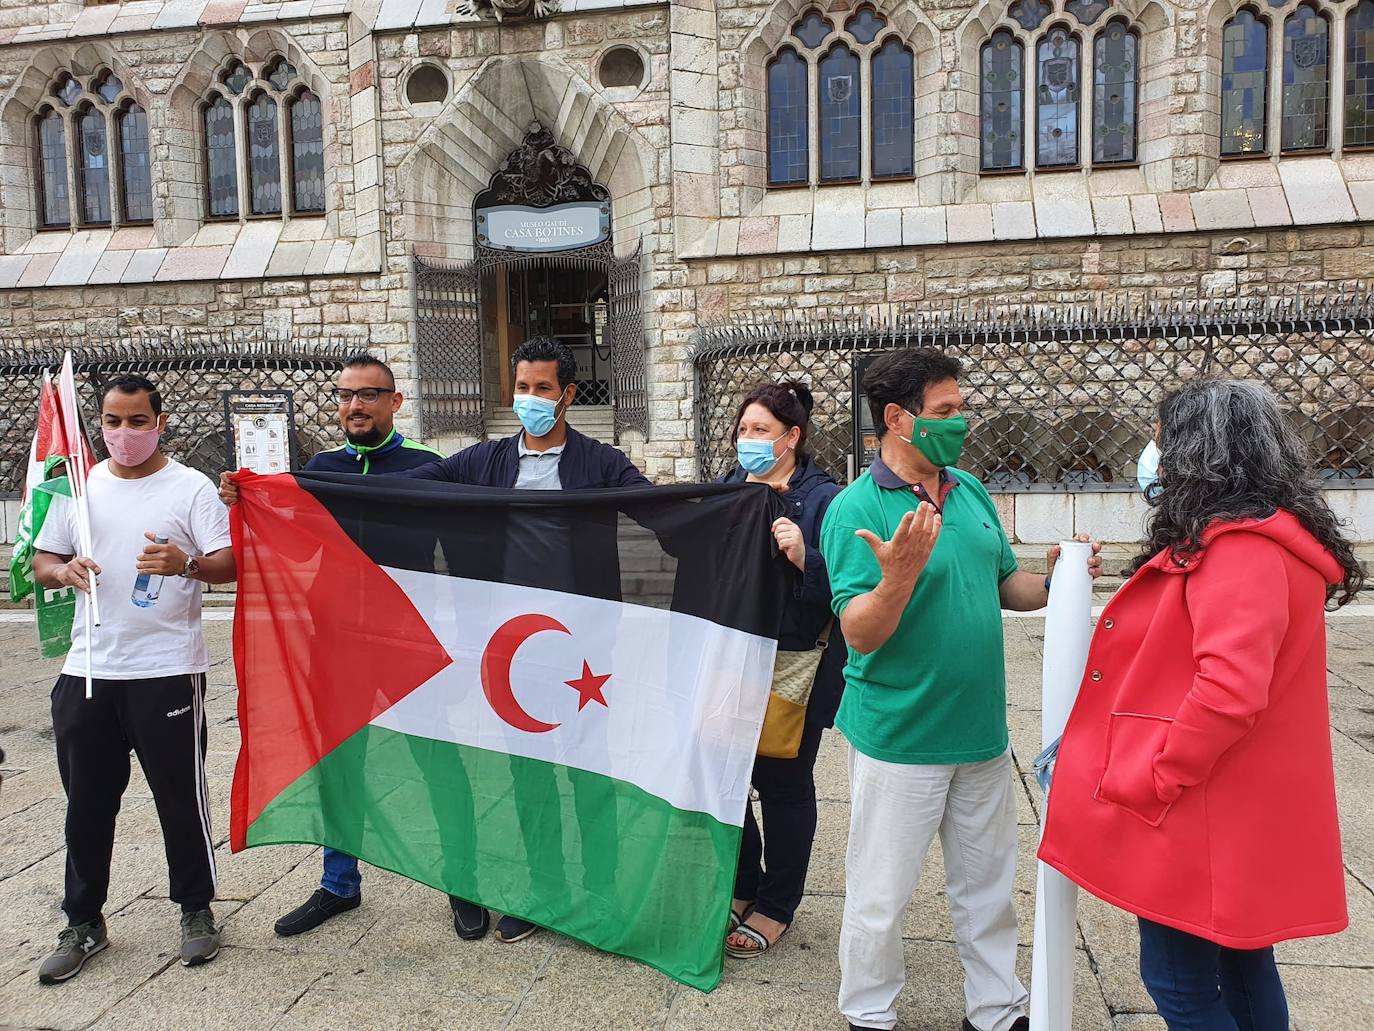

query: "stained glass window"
xmin=76 ymin=106 xmax=111 ymax=224
xmin=119 ymin=104 xmax=153 ymax=223
xmin=1066 ymin=0 xmax=1111 ymax=26
xmin=221 ymin=61 xmax=252 ymax=95
xmin=290 ymin=91 xmax=325 ymax=213
xmin=1221 ymin=9 xmax=1269 ymax=155
xmin=55 ymin=76 xmax=82 ymax=107
xmin=1281 ymin=4 xmax=1329 ymax=151
xmin=1347 ymin=0 xmax=1374 ymax=148
xmin=846 ymin=6 xmax=886 ymax=45
xmin=819 ymin=44 xmax=862 ymax=181
xmin=247 ymin=92 xmax=282 ymax=215
xmin=1037 ymin=26 xmax=1080 ymax=167
xmin=872 ymin=39 xmax=914 ymax=178
xmin=1093 ymin=19 xmax=1137 ymax=164
xmin=766 ymin=49 xmax=809 ymax=185
xmin=792 ymin=11 xmax=832 ymax=49
xmin=204 ymin=96 xmax=238 ymax=217
xmin=981 ymin=30 xmax=1024 ymax=171
xmin=95 ymin=72 xmax=124 ymax=104
xmin=37 ymin=109 xmax=69 ymax=227
xmin=1009 ymin=0 xmax=1051 ymax=32
xmin=268 ymin=60 xmax=298 ymax=92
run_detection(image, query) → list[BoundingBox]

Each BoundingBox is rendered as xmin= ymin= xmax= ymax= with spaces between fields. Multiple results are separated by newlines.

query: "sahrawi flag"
xmin=230 ymin=471 xmax=789 ymax=990
xmin=9 ymin=373 xmax=87 ymax=657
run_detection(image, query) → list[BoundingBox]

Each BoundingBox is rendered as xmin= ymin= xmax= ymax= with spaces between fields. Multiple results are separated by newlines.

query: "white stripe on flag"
xmin=370 ymin=567 xmax=777 ymax=827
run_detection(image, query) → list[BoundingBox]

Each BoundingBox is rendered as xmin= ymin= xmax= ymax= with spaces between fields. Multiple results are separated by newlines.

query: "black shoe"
xmin=960 ymin=1021 xmax=1028 ymax=1031
xmin=495 ymin=914 xmax=539 ymax=943
xmin=449 ymin=896 xmax=489 ymax=941
xmin=273 ymin=888 xmax=361 ymax=937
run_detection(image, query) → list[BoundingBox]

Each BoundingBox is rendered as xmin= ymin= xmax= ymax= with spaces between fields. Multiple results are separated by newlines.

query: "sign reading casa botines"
xmin=476 ymin=201 xmax=610 ymax=253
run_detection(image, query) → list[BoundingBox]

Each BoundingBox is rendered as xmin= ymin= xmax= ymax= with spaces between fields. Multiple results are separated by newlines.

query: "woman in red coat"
xmin=1038 ymin=379 xmax=1365 ymax=1030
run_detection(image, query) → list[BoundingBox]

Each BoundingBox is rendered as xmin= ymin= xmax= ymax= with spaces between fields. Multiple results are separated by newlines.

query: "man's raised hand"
xmin=854 ymin=502 xmax=942 ymax=590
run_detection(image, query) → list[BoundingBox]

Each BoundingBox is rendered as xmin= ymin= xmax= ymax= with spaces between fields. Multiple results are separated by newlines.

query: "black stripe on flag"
xmin=292 ymin=474 xmax=792 ymax=642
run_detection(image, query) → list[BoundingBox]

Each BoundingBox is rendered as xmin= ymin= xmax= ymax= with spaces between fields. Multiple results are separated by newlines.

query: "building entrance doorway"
xmin=411 ymin=123 xmax=645 ymax=442
xmin=491 ymin=263 xmax=612 ymax=406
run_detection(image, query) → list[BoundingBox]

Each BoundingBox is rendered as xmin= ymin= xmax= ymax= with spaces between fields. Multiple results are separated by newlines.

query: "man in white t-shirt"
xmin=32 ymin=374 xmax=236 ymax=985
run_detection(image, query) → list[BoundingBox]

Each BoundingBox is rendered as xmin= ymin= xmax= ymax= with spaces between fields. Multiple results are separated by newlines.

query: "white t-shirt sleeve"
xmin=33 ymin=491 xmax=76 ymax=557
xmin=188 ymin=476 xmax=233 ymax=555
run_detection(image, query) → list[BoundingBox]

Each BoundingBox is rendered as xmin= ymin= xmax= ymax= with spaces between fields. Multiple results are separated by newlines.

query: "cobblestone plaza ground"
xmin=1 ymin=612 xmax=1371 ymax=1031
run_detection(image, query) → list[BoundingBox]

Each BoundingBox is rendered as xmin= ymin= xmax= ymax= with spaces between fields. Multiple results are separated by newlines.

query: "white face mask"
xmin=1137 ymin=440 xmax=1161 ymax=499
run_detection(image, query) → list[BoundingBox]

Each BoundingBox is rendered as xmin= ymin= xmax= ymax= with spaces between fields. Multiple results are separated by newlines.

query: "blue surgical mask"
xmin=513 ymin=393 xmax=563 ymax=438
xmin=1136 ymin=440 xmax=1161 ymax=499
xmin=737 ymin=434 xmax=785 ymax=476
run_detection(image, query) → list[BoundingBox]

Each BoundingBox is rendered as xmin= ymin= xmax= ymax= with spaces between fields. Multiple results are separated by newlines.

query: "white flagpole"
xmin=57 ymin=353 xmax=99 ymax=698
xmin=1029 ymin=541 xmax=1093 ymax=1031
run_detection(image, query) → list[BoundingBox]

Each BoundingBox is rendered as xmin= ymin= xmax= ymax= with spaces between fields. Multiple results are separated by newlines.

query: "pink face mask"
xmin=103 ymin=426 xmax=161 ymax=467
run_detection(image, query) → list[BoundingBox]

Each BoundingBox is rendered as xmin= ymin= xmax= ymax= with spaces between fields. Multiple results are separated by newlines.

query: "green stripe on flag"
xmin=9 ymin=477 xmax=78 ymax=658
xmin=246 ymin=723 xmax=740 ymax=990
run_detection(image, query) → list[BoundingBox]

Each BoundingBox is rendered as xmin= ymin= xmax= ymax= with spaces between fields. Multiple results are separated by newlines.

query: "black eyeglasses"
xmin=331 ymin=388 xmax=394 ymax=405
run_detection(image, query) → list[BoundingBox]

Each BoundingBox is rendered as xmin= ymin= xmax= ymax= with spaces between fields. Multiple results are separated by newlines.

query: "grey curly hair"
xmin=1129 ymin=378 xmax=1365 ymax=607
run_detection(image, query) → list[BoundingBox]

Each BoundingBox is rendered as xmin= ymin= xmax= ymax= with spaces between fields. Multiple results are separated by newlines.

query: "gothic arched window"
xmin=202 ymin=57 xmax=327 ymax=220
xmin=819 ymin=43 xmax=862 ymax=182
xmin=1281 ymin=4 xmax=1329 ymax=152
xmin=767 ymin=48 xmax=809 ymax=185
xmin=1347 ymin=0 xmax=1374 ymax=148
xmin=204 ymin=95 xmax=238 ymax=218
xmin=36 ymin=107 xmax=69 ymax=228
xmin=75 ymin=104 xmax=111 ymax=225
xmin=1221 ymin=9 xmax=1269 ymax=155
xmin=1036 ymin=24 xmax=1080 ymax=167
xmin=872 ymin=38 xmax=915 ymax=179
xmin=1092 ymin=18 xmax=1138 ymax=164
xmin=765 ymin=8 xmax=914 ymax=187
xmin=32 ymin=71 xmax=153 ymax=231
xmin=289 ymin=90 xmax=326 ymax=213
xmin=118 ymin=103 xmax=153 ymax=223
xmin=246 ymin=91 xmax=282 ymax=215
xmin=981 ymin=30 xmax=1025 ymax=171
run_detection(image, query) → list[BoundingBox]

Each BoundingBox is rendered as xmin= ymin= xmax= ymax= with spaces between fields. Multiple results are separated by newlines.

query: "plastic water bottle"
xmin=131 ymin=534 xmax=168 ymax=609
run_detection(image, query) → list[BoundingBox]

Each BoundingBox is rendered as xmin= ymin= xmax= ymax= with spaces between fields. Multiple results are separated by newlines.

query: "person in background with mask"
xmin=819 ymin=349 xmax=1101 ymax=1031
xmin=1039 ymin=379 xmax=1363 ymax=1031
xmin=407 ymin=336 xmax=648 ymax=491
xmin=32 ymin=374 xmax=236 ymax=983
xmin=718 ymin=381 xmax=848 ymax=961
xmin=220 ymin=354 xmax=443 ymax=939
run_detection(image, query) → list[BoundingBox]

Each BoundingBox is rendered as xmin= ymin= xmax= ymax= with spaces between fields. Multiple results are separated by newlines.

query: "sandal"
xmin=728 ymin=902 xmax=753 ymax=935
xmin=725 ymin=920 xmax=788 ymax=959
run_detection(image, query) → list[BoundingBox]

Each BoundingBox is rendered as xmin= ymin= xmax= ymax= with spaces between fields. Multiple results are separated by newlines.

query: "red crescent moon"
xmin=480 ymin=613 xmax=570 ymax=733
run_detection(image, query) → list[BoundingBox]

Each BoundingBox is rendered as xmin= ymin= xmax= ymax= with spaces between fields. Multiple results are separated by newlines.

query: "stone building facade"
xmin=0 ymin=0 xmax=1371 ymax=538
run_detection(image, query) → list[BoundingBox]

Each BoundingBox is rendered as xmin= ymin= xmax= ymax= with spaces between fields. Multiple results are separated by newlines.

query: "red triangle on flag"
xmin=229 ymin=471 xmax=454 ymax=851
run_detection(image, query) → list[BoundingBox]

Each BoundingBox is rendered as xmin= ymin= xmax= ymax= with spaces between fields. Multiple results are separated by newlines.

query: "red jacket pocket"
xmin=1095 ymin=712 xmax=1174 ymax=827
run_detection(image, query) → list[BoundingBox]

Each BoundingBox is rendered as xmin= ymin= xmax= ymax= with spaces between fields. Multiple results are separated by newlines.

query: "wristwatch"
xmin=179 ymin=555 xmax=201 ymax=579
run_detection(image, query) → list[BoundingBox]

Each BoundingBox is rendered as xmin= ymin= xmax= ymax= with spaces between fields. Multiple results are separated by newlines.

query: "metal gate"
xmin=412 ymin=241 xmax=646 ymax=441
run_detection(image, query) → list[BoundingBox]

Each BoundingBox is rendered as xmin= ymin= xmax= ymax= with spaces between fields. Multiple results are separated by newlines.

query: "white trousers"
xmin=838 ymin=746 xmax=1029 ymax=1031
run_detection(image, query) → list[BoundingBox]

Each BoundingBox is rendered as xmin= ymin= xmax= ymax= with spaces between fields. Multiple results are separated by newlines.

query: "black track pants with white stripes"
xmin=52 ymin=673 xmax=216 ymax=925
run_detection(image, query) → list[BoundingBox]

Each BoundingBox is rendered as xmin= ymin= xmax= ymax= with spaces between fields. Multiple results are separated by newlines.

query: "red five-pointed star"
xmin=565 ymin=661 xmax=611 ymax=711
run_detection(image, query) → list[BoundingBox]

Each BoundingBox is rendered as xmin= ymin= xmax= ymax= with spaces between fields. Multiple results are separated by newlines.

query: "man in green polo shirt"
xmin=821 ymin=348 xmax=1100 ymax=1031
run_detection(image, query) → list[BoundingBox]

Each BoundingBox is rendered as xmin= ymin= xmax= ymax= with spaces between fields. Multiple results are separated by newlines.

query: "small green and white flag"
xmin=11 ymin=475 xmax=79 ymax=659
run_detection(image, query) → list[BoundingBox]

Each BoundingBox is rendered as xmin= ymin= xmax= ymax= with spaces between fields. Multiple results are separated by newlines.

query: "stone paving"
xmin=1 ymin=612 xmax=1371 ymax=1031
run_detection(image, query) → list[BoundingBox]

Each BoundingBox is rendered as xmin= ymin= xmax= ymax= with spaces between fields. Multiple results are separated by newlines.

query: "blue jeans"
xmin=1137 ymin=918 xmax=1289 ymax=1031
xmin=321 ymin=848 xmax=362 ymax=899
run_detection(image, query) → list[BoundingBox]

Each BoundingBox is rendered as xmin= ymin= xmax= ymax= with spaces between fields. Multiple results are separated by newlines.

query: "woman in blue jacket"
xmin=721 ymin=380 xmax=847 ymax=959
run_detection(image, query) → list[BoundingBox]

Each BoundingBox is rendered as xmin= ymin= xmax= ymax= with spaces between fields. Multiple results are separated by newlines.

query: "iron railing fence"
xmin=692 ymin=290 xmax=1374 ymax=488
xmin=0 ymin=330 xmax=356 ymax=496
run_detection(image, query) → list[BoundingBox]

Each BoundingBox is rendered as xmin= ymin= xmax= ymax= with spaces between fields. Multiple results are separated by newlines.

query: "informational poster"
xmin=223 ymin=390 xmax=295 ymax=475
xmin=851 ymin=353 xmax=884 ymax=479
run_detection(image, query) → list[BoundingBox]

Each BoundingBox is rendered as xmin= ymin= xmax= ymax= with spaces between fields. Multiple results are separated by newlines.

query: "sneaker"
xmin=960 ymin=1020 xmax=1028 ymax=1031
xmin=37 ymin=919 xmax=109 ymax=984
xmin=179 ymin=909 xmax=221 ymax=967
xmin=449 ymin=896 xmax=490 ymax=941
xmin=273 ymin=888 xmax=361 ymax=937
xmin=495 ymin=915 xmax=539 ymax=944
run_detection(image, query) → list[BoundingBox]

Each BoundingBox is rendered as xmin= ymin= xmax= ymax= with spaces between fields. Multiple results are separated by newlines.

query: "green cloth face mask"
xmin=905 ymin=412 xmax=968 ymax=469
